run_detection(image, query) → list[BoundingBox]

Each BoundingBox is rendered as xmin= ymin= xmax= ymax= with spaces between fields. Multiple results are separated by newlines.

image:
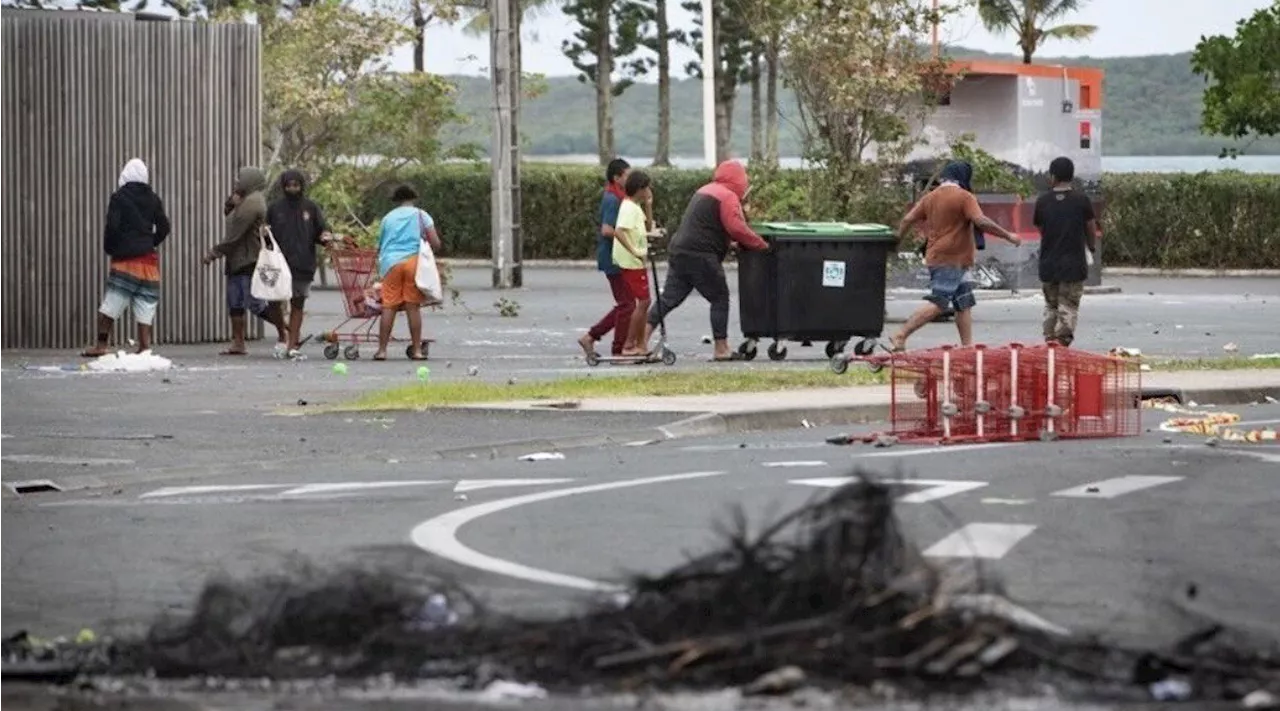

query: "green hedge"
xmin=356 ymin=165 xmax=1280 ymax=270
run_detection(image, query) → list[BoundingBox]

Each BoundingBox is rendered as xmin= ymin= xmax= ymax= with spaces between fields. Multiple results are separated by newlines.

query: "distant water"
xmin=528 ymin=154 xmax=1280 ymax=174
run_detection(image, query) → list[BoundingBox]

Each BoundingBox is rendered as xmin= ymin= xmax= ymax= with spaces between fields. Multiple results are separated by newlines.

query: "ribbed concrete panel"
xmin=2 ymin=10 xmax=261 ymax=349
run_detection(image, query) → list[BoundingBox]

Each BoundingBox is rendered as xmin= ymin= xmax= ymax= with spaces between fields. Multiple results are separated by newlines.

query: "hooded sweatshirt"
xmin=669 ymin=161 xmax=767 ymax=260
xmin=104 ymin=158 xmax=171 ymax=262
xmin=213 ymin=167 xmax=269 ymax=276
xmin=267 ymin=169 xmax=329 ymax=281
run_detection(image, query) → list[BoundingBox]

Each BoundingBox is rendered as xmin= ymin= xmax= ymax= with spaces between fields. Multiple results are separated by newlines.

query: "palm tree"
xmin=454 ymin=0 xmax=560 ymax=38
xmin=977 ymin=0 xmax=1097 ymax=64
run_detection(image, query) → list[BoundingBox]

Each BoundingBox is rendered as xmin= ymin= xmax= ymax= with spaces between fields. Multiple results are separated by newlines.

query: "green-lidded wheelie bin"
xmin=737 ymin=222 xmax=896 ymax=361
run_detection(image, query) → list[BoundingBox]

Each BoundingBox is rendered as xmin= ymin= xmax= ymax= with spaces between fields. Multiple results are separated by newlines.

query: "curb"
xmin=1143 ymin=385 xmax=1280 ymax=408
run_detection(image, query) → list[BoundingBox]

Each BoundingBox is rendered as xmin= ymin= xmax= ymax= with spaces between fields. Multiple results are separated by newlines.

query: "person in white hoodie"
xmin=82 ymin=159 xmax=170 ymax=356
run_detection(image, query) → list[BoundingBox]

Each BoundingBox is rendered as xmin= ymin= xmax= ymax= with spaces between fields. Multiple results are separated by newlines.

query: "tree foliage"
xmin=977 ymin=0 xmax=1097 ymax=64
xmin=562 ymin=0 xmax=651 ymax=97
xmin=1191 ymin=1 xmax=1280 ymax=154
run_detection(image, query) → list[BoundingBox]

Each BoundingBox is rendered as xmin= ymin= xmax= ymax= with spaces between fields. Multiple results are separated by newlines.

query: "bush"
xmin=354 ymin=165 xmax=1280 ymax=269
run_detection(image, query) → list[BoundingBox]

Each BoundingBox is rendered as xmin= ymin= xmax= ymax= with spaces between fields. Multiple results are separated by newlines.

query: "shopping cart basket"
xmin=320 ymin=246 xmax=432 ymax=360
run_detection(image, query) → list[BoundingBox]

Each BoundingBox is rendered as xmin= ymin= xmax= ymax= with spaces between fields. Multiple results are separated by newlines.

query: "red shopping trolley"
xmin=319 ymin=246 xmax=432 ymax=361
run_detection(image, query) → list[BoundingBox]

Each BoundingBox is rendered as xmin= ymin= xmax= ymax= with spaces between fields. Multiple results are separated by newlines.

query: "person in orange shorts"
xmin=373 ymin=185 xmax=441 ymax=360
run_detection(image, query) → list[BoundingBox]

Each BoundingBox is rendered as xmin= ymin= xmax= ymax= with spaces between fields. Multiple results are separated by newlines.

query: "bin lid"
xmin=751 ymin=221 xmax=896 ymax=242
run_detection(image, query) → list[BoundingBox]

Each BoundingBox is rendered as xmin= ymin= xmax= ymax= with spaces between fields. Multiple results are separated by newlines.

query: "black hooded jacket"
xmin=104 ymin=183 xmax=170 ymax=259
xmin=266 ymin=170 xmax=329 ymax=281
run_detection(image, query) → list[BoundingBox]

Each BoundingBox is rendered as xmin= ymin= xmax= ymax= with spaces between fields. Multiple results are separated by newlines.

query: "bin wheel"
xmin=585 ymin=352 xmax=601 ymax=367
xmin=737 ymin=340 xmax=758 ymax=361
xmin=829 ymin=355 xmax=849 ymax=375
xmin=661 ymin=348 xmax=677 ymax=366
xmin=824 ymin=341 xmax=847 ymax=359
xmin=767 ymin=343 xmax=788 ymax=361
xmin=853 ymin=338 xmax=877 ymax=356
xmin=323 ymin=344 xmax=340 ymax=360
xmin=344 ymin=345 xmax=361 ymax=360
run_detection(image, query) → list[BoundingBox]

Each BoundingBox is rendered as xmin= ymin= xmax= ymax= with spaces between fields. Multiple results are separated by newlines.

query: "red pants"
xmin=588 ymin=272 xmax=635 ymax=356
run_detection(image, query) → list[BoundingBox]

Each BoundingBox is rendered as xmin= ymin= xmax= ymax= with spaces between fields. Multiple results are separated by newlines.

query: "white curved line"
xmin=410 ymin=471 xmax=727 ymax=592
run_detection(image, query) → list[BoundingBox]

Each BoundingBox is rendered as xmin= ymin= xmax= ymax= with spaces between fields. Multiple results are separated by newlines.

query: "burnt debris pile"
xmin=10 ymin=470 xmax=1280 ymax=704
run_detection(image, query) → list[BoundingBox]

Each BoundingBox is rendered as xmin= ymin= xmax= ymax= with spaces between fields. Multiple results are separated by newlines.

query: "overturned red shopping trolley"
xmin=841 ymin=343 xmax=1141 ymax=445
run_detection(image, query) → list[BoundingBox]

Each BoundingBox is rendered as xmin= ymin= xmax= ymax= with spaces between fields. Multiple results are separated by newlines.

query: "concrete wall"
xmin=1 ymin=10 xmax=261 ymax=349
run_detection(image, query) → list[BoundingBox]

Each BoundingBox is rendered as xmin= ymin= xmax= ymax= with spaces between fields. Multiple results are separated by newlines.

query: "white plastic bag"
xmin=251 ymin=227 xmax=292 ymax=302
xmin=415 ymin=239 xmax=443 ymax=304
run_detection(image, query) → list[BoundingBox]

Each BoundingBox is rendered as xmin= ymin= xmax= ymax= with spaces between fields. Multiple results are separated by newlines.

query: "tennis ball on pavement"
xmin=76 ymin=628 xmax=96 ymax=644
xmin=332 ymin=362 xmax=348 ymax=376
xmin=417 ymin=365 xmax=430 ymax=382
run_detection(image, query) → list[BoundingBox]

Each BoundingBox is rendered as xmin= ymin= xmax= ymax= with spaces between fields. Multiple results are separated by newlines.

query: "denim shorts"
xmin=227 ymin=274 xmax=268 ymax=316
xmin=925 ymin=265 xmax=976 ymax=312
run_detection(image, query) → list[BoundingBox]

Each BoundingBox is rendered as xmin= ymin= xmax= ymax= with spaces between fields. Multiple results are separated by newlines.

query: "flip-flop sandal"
xmin=80 ymin=350 xmax=109 ymax=358
xmin=711 ymin=352 xmax=746 ymax=362
xmin=372 ymin=354 xmax=388 ymax=361
xmin=219 ymin=350 xmax=247 ymax=356
xmin=408 ymin=355 xmax=429 ymax=361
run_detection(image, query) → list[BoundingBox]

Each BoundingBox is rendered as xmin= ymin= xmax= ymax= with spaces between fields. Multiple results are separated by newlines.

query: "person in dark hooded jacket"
xmin=640 ymin=160 xmax=769 ymax=361
xmin=82 ymin=158 xmax=170 ymax=357
xmin=267 ymin=169 xmax=333 ymax=356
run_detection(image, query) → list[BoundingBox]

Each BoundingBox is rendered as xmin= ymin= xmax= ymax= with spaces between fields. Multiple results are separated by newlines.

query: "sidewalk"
xmin=458 ymin=368 xmax=1280 ymax=443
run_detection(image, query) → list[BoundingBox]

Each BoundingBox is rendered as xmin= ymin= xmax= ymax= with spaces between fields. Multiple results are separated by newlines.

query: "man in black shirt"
xmin=1033 ymin=157 xmax=1100 ymax=347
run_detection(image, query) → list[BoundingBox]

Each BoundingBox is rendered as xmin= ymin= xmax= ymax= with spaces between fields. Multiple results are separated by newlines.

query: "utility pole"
xmin=489 ymin=0 xmax=517 ymax=288
xmin=700 ymin=0 xmax=716 ymax=168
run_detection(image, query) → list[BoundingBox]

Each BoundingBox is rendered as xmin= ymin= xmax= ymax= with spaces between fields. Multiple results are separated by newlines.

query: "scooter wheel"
xmin=323 ymin=344 xmax=340 ymax=360
xmin=344 ymin=345 xmax=361 ymax=360
xmin=829 ymin=355 xmax=849 ymax=375
xmin=661 ymin=348 xmax=677 ymax=366
xmin=767 ymin=343 xmax=788 ymax=361
xmin=585 ymin=352 xmax=601 ymax=367
xmin=854 ymin=338 xmax=877 ymax=356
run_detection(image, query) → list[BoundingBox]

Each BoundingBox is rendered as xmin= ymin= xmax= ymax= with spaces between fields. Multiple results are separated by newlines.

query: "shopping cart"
xmin=320 ymin=246 xmax=431 ymax=361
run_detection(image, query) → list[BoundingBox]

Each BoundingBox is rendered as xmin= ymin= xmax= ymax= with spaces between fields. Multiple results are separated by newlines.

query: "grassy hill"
xmin=438 ymin=47 xmax=1280 ymax=158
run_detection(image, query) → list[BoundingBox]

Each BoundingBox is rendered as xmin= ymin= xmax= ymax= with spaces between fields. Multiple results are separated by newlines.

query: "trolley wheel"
xmin=585 ymin=352 xmax=601 ymax=367
xmin=1039 ymin=430 xmax=1060 ymax=443
xmin=404 ymin=341 xmax=430 ymax=360
xmin=344 ymin=345 xmax=361 ymax=360
xmin=829 ymin=355 xmax=849 ymax=375
xmin=853 ymin=338 xmax=877 ymax=356
xmin=824 ymin=341 xmax=847 ymax=359
xmin=767 ymin=342 xmax=788 ymax=361
xmin=323 ymin=344 xmax=340 ymax=360
xmin=661 ymin=348 xmax=677 ymax=366
xmin=867 ymin=360 xmax=885 ymax=374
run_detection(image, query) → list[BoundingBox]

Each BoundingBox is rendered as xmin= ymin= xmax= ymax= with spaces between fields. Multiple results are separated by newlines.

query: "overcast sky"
xmin=396 ymin=0 xmax=1273 ymax=77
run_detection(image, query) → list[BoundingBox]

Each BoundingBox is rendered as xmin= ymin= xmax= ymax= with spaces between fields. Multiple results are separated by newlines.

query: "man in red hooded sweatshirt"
xmin=640 ymin=160 xmax=768 ymax=360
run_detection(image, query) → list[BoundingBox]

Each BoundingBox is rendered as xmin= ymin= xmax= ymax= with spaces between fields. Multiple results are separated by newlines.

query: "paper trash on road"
xmin=1223 ymin=342 xmax=1240 ymax=353
xmin=518 ymin=452 xmax=565 ymax=462
xmin=480 ymin=680 xmax=548 ymax=701
xmin=85 ymin=351 xmax=173 ymax=373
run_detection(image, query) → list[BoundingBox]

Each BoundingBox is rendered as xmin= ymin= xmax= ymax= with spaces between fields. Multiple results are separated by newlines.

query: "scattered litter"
xmin=1109 ymin=347 xmax=1142 ymax=358
xmin=411 ymin=593 xmax=459 ymax=631
xmin=1085 ymin=486 xmax=1100 ymax=493
xmin=1223 ymin=342 xmax=1240 ymax=354
xmin=85 ymin=351 xmax=172 ymax=373
xmin=1140 ymin=364 xmax=1152 ymax=372
xmin=467 ymin=365 xmax=480 ymax=377
xmin=801 ymin=419 xmax=814 ymax=429
xmin=480 ymin=680 xmax=548 ymax=701
xmin=454 ymin=494 xmax=468 ymax=502
xmin=387 ymin=459 xmax=400 ymax=465
xmin=1149 ymin=677 xmax=1193 ymax=701
xmin=1251 ymin=353 xmax=1280 ymax=361
xmin=507 ymin=377 xmax=518 ymax=385
xmin=1175 ymin=324 xmax=1184 ymax=329
xmin=624 ymin=439 xmax=658 ymax=447
xmin=743 ymin=665 xmax=806 ymax=696
xmin=1188 ymin=401 xmax=1199 ymax=408
xmin=518 ymin=452 xmax=565 ymax=462
xmin=1206 ymin=437 xmax=1220 ymax=447
xmin=1162 ymin=437 xmax=1173 ymax=444
xmin=981 ymin=498 xmax=1034 ymax=506
xmin=1267 ymin=396 xmax=1279 ymax=404
xmin=1243 ymin=689 xmax=1279 ymax=708
xmin=701 ymin=335 xmax=713 ymax=345
xmin=298 ymin=399 xmax=309 ymax=406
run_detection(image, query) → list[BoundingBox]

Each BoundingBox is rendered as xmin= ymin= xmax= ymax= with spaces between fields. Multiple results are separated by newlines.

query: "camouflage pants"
xmin=1042 ymin=281 xmax=1084 ymax=346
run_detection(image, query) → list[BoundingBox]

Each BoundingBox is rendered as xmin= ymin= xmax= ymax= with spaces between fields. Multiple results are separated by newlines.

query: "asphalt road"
xmin=3 ymin=271 xmax=1278 ymax=383
xmin=5 ymin=399 xmax=1279 ymax=656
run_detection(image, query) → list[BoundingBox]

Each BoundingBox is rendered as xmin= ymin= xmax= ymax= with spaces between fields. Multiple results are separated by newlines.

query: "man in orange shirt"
xmin=890 ymin=161 xmax=1021 ymax=351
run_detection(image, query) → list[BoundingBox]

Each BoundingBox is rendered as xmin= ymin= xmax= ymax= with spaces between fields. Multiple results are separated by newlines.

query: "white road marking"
xmin=790 ymin=477 xmax=988 ymax=503
xmin=2 ymin=455 xmax=134 ymax=466
xmin=923 ymin=523 xmax=1038 ymax=559
xmin=981 ymin=498 xmax=1035 ymax=506
xmin=411 ymin=471 xmax=728 ymax=592
xmin=1051 ymin=475 xmax=1184 ymax=499
xmin=452 ymin=478 xmax=575 ymax=493
xmin=761 ymin=461 xmax=828 ymax=468
xmin=140 ymin=484 xmax=287 ymax=499
xmin=280 ymin=481 xmax=446 ymax=496
xmin=855 ymin=443 xmax=1016 ymax=459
